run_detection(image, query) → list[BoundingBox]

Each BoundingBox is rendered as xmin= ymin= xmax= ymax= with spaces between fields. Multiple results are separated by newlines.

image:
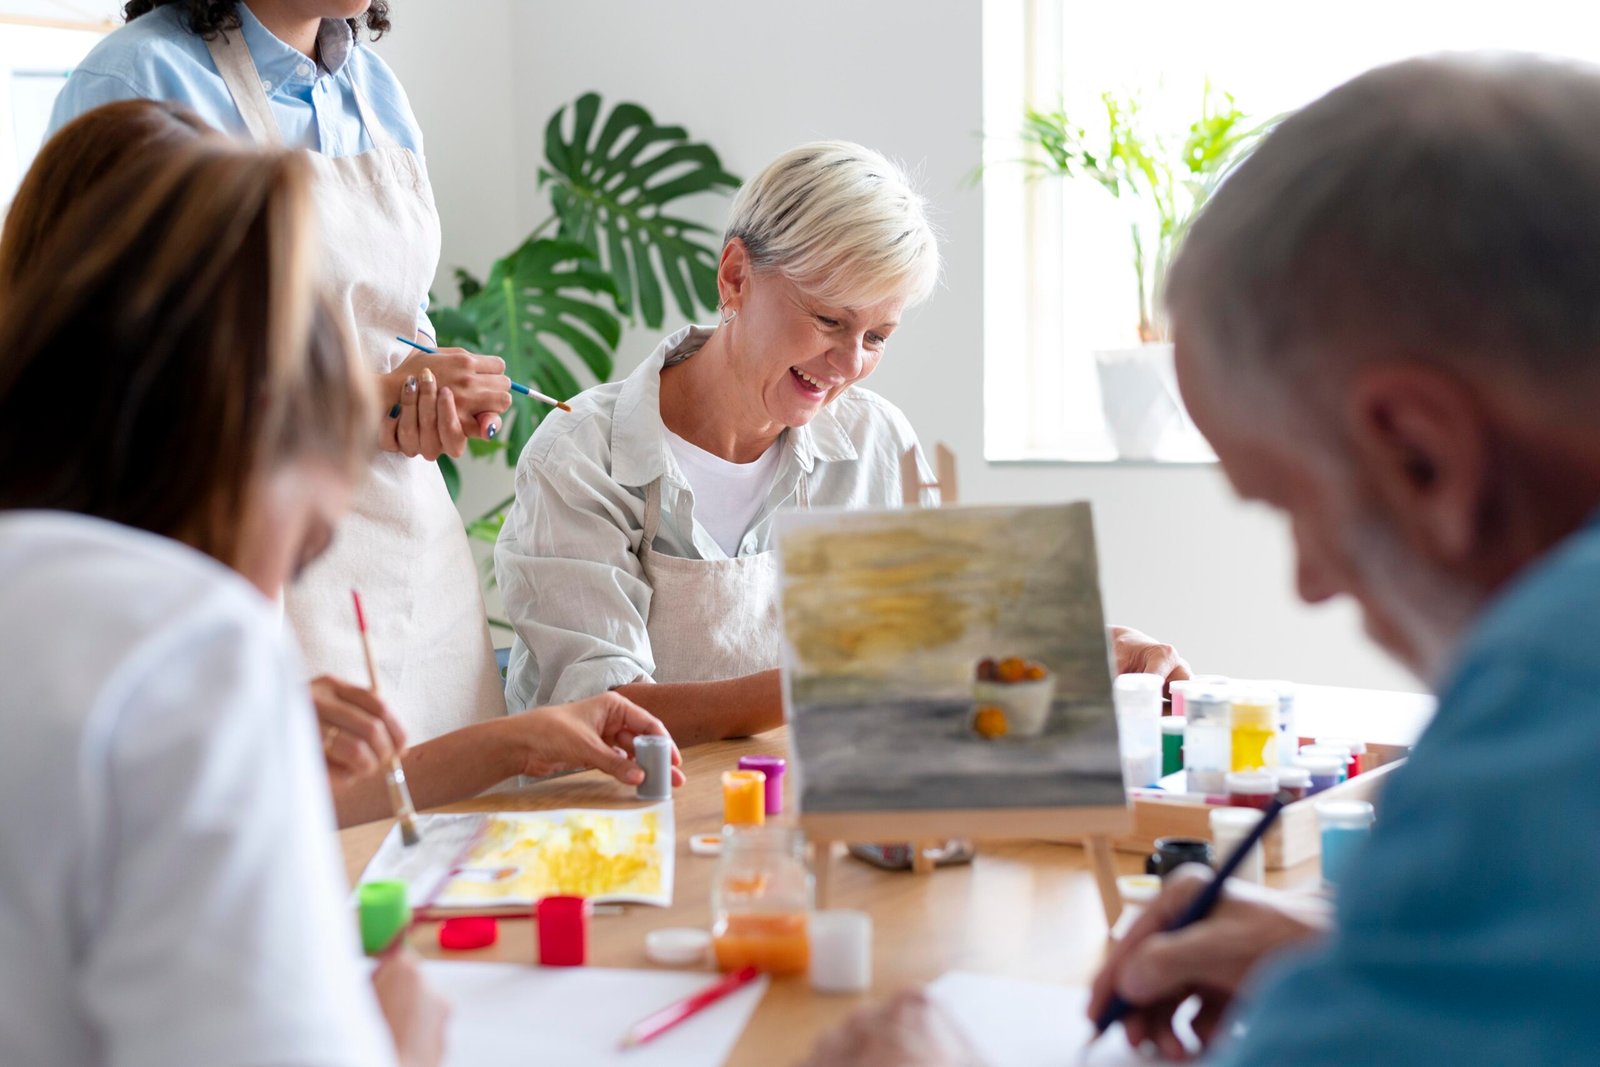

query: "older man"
xmin=805 ymin=52 xmax=1600 ymax=1065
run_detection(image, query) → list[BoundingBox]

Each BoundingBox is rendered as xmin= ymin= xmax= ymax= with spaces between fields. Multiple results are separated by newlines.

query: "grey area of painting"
xmin=779 ymin=501 xmax=1123 ymax=814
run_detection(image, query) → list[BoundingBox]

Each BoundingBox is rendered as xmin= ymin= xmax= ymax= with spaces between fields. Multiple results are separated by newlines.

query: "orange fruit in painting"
xmin=973 ymin=705 xmax=1009 ymax=738
xmin=1023 ymin=663 xmax=1047 ymax=681
xmin=975 ymin=657 xmax=998 ymax=681
xmin=997 ymin=657 xmax=1027 ymax=683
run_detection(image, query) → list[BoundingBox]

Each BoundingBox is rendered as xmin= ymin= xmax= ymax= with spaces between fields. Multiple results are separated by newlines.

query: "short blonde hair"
xmin=724 ymin=140 xmax=940 ymax=310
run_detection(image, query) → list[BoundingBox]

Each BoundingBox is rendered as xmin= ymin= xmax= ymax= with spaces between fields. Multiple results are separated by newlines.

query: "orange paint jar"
xmin=721 ymin=770 xmax=766 ymax=827
xmin=712 ymin=912 xmax=811 ymax=975
xmin=712 ymin=825 xmax=812 ymax=976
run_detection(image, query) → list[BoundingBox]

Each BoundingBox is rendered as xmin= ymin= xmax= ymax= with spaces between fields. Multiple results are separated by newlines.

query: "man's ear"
xmin=1343 ymin=363 xmax=1490 ymax=565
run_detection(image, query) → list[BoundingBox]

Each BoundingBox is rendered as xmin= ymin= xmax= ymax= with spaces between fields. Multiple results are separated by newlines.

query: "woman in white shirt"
xmin=0 ymin=121 xmax=673 ymax=1066
xmin=498 ymin=142 xmax=1190 ymax=745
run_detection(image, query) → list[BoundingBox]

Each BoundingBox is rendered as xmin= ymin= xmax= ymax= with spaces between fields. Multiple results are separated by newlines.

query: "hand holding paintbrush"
xmin=352 ymin=589 xmax=423 ymax=847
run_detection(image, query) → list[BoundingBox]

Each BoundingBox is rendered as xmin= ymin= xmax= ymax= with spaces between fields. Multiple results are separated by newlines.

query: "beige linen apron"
xmin=638 ymin=475 xmax=807 ymax=682
xmin=207 ymin=31 xmax=504 ymax=741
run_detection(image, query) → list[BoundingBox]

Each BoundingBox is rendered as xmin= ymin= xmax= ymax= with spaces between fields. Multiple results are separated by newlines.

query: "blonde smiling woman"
xmin=497 ymin=141 xmax=1190 ymax=745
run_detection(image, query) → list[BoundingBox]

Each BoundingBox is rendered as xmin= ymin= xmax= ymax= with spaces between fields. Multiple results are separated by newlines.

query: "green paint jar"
xmin=358 ymin=880 xmax=411 ymax=955
xmin=1161 ymin=715 xmax=1186 ymax=777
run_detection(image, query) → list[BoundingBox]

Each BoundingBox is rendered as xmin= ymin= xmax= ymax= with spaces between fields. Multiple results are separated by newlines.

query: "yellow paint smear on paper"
xmin=438 ymin=810 xmax=664 ymax=904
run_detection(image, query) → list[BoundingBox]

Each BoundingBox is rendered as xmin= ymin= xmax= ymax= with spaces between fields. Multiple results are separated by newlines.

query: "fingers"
xmin=379 ymin=391 xmax=402 ymax=452
xmin=437 ymin=386 xmax=468 ymax=459
xmin=475 ymin=410 xmax=502 ymax=442
xmin=1089 ymin=867 xmax=1212 ymax=1020
xmin=417 ymin=369 xmax=441 ymax=460
xmin=396 ymin=375 xmax=420 ymax=456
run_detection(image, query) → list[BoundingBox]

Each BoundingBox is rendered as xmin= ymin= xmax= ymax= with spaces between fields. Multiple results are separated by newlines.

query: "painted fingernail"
xmin=387 ymin=403 xmax=401 ymax=419
xmin=487 ymin=422 xmax=499 ymax=440
xmin=404 ymin=376 xmax=417 ymax=394
xmin=420 ymin=368 xmax=435 ymax=385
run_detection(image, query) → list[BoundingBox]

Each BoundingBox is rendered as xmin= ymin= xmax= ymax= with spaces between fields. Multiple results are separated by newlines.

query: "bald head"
xmin=1168 ymin=53 xmax=1600 ymax=407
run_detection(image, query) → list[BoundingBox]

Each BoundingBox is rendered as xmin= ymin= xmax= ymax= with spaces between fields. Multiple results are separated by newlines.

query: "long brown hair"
xmin=0 ymin=136 xmax=375 ymax=563
xmin=0 ymin=100 xmax=216 ymax=292
xmin=122 ymin=1 xmax=391 ymax=39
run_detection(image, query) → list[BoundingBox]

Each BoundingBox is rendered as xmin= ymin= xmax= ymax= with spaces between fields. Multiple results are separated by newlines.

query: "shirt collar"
xmin=237 ymin=3 xmax=355 ymax=88
xmin=610 ymin=324 xmax=860 ymax=487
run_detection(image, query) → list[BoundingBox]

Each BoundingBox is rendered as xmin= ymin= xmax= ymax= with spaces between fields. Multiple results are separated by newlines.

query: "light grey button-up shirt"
xmin=496 ymin=324 xmax=928 ymax=710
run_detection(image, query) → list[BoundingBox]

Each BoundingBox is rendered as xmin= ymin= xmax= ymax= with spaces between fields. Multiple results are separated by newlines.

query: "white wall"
xmin=377 ymin=0 xmax=1418 ymax=693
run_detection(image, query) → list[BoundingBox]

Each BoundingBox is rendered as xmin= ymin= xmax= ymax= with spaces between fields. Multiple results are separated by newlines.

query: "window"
xmin=0 ymin=12 xmax=113 ymax=207
xmin=983 ymin=0 xmax=1600 ymax=462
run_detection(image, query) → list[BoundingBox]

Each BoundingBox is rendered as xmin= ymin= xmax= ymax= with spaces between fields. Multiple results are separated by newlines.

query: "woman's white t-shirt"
xmin=0 ymin=513 xmax=395 ymax=1067
xmin=664 ymin=429 xmax=784 ymax=557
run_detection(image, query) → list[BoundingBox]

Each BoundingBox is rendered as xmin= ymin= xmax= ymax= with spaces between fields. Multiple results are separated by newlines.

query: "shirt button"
xmin=260 ymin=78 xmax=272 ymax=92
xmin=299 ymin=61 xmax=314 ymax=78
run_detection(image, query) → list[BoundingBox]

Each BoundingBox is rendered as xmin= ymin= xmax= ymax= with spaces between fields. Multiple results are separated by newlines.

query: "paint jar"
xmin=1230 ymin=686 xmax=1279 ymax=771
xmin=357 ymin=880 xmax=411 ymax=956
xmin=1226 ymin=770 xmax=1277 ymax=810
xmin=1299 ymin=744 xmax=1351 ymax=784
xmin=1169 ymin=680 xmax=1192 ymax=718
xmin=809 ymin=910 xmax=872 ymax=994
xmin=1184 ymin=684 xmax=1232 ymax=795
xmin=722 ymin=770 xmax=766 ymax=828
xmin=1275 ymin=765 xmax=1311 ymax=802
xmin=738 ymin=755 xmax=787 ymax=815
xmin=1317 ymin=800 xmax=1375 ymax=891
xmin=1111 ymin=874 xmax=1163 ymax=940
xmin=634 ymin=735 xmax=673 ymax=801
xmin=1160 ymin=716 xmax=1186 ymax=777
xmin=1114 ymin=673 xmax=1164 ymax=792
xmin=1263 ymin=679 xmax=1298 ymax=759
xmin=1315 ymin=736 xmax=1367 ymax=778
xmin=1299 ymin=754 xmax=1344 ymax=796
xmin=712 ymin=825 xmax=812 ymax=975
xmin=1146 ymin=836 xmax=1214 ymax=878
xmin=536 ymin=896 xmax=590 ymax=967
xmin=1209 ymin=807 xmax=1266 ymax=885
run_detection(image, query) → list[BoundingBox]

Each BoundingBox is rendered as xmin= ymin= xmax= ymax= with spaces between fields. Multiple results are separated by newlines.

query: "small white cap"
xmin=1316 ymin=800 xmax=1375 ymax=830
xmin=1160 ymin=716 xmax=1187 ymax=735
xmin=1117 ymin=874 xmax=1162 ymax=904
xmin=645 ymin=927 xmax=712 ymax=967
xmin=1210 ymin=806 xmax=1265 ymax=833
xmin=689 ymin=833 xmax=722 ymax=857
xmin=1114 ymin=673 xmax=1165 ymax=694
xmin=1276 ymin=766 xmax=1311 ymax=788
xmin=1298 ymin=755 xmax=1345 ymax=776
xmin=1225 ymin=771 xmax=1277 ymax=794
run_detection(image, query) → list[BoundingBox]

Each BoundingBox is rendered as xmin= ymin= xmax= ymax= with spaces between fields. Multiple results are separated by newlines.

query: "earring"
xmin=721 ymin=307 xmax=738 ymax=324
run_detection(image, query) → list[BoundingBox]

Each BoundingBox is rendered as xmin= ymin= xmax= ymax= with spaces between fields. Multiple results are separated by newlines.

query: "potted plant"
xmin=1022 ymin=84 xmax=1269 ymax=458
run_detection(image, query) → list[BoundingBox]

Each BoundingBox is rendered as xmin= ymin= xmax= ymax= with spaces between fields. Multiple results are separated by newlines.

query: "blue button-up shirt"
xmin=1215 ymin=509 xmax=1600 ymax=1065
xmin=47 ymin=2 xmax=432 ymax=327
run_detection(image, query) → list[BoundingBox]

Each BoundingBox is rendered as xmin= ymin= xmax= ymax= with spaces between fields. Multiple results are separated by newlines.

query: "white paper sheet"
xmin=359 ymin=814 xmax=488 ymax=908
xmin=421 ymin=961 xmax=769 ymax=1067
xmin=926 ymin=972 xmax=1197 ymax=1066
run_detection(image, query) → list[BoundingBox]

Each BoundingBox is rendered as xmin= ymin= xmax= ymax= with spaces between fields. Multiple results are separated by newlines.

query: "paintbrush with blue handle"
xmin=394 ymin=335 xmax=573 ymax=413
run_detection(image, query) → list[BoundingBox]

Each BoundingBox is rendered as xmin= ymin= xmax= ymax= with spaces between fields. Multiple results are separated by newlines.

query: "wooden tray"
xmin=1114 ymin=740 xmax=1407 ymax=871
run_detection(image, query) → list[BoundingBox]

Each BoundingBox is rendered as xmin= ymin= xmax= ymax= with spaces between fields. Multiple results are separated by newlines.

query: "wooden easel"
xmin=799 ymin=444 xmax=1130 ymax=928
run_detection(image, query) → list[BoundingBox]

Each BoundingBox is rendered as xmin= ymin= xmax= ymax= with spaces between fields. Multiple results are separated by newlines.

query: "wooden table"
xmin=339 ymin=728 xmax=1323 ymax=1065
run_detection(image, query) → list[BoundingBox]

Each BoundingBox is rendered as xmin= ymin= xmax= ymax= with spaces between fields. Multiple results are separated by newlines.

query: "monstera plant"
xmin=432 ymin=92 xmax=740 ymax=545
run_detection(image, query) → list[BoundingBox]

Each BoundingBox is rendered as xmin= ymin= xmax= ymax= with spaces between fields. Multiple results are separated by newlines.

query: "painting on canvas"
xmin=778 ymin=502 xmax=1121 ymax=813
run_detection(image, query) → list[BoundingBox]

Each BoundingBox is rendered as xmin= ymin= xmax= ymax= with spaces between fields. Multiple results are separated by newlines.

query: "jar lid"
xmin=1160 ymin=716 xmax=1186 ymax=735
xmin=1114 ymin=673 xmax=1164 ymax=694
xmin=645 ymin=927 xmax=712 ymax=967
xmin=1316 ymin=800 xmax=1375 ymax=829
xmin=738 ymin=755 xmax=787 ymax=776
xmin=438 ymin=916 xmax=498 ymax=951
xmin=1297 ymin=755 xmax=1345 ymax=775
xmin=1209 ymin=806 xmax=1265 ymax=831
xmin=1276 ymin=766 xmax=1311 ymax=787
xmin=1315 ymin=735 xmax=1368 ymax=754
xmin=689 ymin=833 xmax=722 ymax=857
xmin=1226 ymin=771 xmax=1277 ymax=793
xmin=1117 ymin=874 xmax=1162 ymax=904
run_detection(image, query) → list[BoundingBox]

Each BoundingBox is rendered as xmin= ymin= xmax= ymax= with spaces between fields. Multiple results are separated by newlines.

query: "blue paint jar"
xmin=1317 ymin=800 xmax=1375 ymax=890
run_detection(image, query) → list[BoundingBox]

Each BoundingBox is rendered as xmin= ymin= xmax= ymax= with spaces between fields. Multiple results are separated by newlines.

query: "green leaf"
xmin=438 ymin=454 xmax=461 ymax=500
xmin=428 ymin=304 xmax=481 ymax=350
xmin=454 ymin=268 xmax=483 ymax=301
xmin=539 ymin=92 xmax=740 ymax=326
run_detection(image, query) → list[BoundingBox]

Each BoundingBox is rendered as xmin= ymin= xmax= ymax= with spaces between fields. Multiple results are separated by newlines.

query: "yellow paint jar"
xmin=722 ymin=770 xmax=767 ymax=827
xmin=1230 ymin=688 xmax=1278 ymax=771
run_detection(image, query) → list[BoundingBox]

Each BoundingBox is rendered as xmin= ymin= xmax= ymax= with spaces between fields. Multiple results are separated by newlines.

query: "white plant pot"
xmin=1094 ymin=342 xmax=1183 ymax=461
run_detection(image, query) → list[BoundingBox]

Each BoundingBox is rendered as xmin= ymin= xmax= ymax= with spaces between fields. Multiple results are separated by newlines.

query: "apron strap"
xmin=346 ymin=61 xmax=400 ymax=152
xmin=204 ymin=30 xmax=281 ymax=146
xmin=640 ymin=478 xmax=664 ymax=554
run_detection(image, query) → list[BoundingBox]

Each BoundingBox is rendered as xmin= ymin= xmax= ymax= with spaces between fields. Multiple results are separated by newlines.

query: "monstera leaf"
xmin=540 ymin=92 xmax=740 ymax=327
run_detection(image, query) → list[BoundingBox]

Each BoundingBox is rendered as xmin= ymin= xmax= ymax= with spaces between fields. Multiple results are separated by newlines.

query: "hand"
xmin=502 ymin=691 xmax=687 ymax=787
xmin=382 ymin=347 xmax=512 ymax=447
xmin=797 ymin=989 xmax=982 ymax=1067
xmin=372 ymin=945 xmax=450 ymax=1067
xmin=1087 ymin=866 xmax=1328 ymax=1059
xmin=1109 ymin=625 xmax=1191 ymax=688
xmin=310 ymin=675 xmax=407 ymax=787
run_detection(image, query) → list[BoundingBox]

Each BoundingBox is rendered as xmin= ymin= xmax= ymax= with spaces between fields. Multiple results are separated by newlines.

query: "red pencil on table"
xmin=619 ymin=966 xmax=762 ymax=1050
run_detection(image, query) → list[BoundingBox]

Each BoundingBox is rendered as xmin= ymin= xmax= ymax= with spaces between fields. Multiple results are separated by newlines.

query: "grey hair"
xmin=723 ymin=140 xmax=941 ymax=310
xmin=1166 ymin=53 xmax=1600 ymax=398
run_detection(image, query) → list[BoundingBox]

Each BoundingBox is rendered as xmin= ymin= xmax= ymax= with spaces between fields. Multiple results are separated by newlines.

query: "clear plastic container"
xmin=1184 ymin=683 xmax=1232 ymax=794
xmin=1114 ymin=673 xmax=1164 ymax=792
xmin=711 ymin=825 xmax=812 ymax=975
xmin=1264 ymin=679 xmax=1298 ymax=757
xmin=1209 ymin=806 xmax=1266 ymax=884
